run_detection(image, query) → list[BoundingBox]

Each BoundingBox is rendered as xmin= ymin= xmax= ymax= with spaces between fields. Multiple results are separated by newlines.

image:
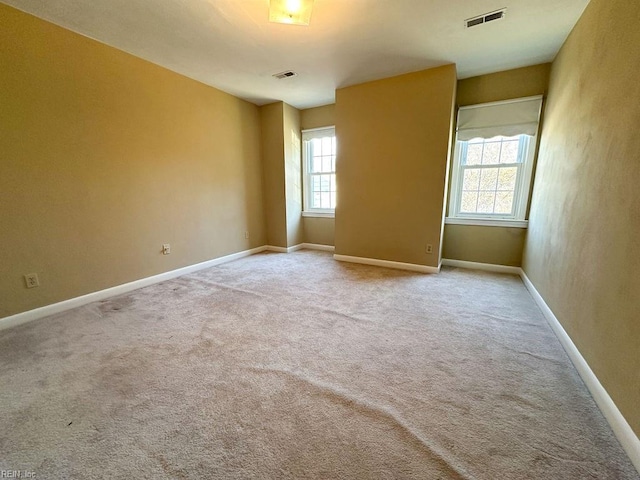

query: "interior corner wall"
xmin=0 ymin=4 xmax=266 ymax=318
xmin=260 ymin=102 xmax=287 ymax=248
xmin=523 ymin=0 xmax=640 ymax=435
xmin=283 ymin=103 xmax=304 ymax=247
xmin=334 ymin=65 xmax=457 ymax=267
xmin=300 ymin=104 xmax=336 ymax=246
xmin=442 ymin=63 xmax=551 ymax=266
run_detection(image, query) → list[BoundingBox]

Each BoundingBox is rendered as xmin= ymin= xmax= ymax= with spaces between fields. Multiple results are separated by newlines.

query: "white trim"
xmin=445 ymin=217 xmax=528 ymax=228
xmin=0 ymin=246 xmax=268 ymax=332
xmin=333 ymin=254 xmax=439 ymax=274
xmin=266 ymin=244 xmax=335 ymax=253
xmin=300 ymin=243 xmax=335 ymax=252
xmin=448 ymin=134 xmax=536 ymax=223
xmin=520 ymin=270 xmax=640 ymax=473
xmin=302 ymin=211 xmax=335 ymax=218
xmin=301 ymin=126 xmax=335 ymax=133
xmin=441 ymin=258 xmax=521 ymax=274
xmin=265 ymin=245 xmax=292 ymax=253
xmin=458 ymin=94 xmax=544 ymax=110
xmin=302 ymin=126 xmax=336 ymax=213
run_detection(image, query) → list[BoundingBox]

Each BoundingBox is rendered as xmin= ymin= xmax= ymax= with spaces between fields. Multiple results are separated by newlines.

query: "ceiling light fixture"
xmin=269 ymin=0 xmax=314 ymax=26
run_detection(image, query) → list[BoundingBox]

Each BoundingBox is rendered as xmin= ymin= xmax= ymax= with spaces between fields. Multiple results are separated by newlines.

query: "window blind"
xmin=456 ymin=96 xmax=543 ymax=141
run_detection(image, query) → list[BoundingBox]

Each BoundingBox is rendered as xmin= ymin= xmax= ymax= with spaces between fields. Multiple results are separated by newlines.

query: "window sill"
xmin=445 ymin=217 xmax=528 ymax=228
xmin=302 ymin=211 xmax=335 ymax=219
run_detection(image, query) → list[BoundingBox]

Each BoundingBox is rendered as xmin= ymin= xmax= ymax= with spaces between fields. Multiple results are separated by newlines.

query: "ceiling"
xmin=2 ymin=0 xmax=590 ymax=109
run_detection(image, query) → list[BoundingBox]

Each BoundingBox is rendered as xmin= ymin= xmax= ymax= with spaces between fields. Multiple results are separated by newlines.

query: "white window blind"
xmin=456 ymin=96 xmax=543 ymax=141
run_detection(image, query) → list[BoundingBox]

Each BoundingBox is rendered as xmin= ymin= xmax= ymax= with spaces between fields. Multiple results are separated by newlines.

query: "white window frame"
xmin=447 ymin=97 xmax=542 ymax=228
xmin=302 ymin=126 xmax=336 ymax=217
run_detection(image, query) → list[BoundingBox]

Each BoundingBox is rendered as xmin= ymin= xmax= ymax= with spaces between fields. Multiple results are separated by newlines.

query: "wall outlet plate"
xmin=25 ymin=273 xmax=39 ymax=288
xmin=426 ymin=244 xmax=433 ymax=254
xmin=162 ymin=244 xmax=171 ymax=255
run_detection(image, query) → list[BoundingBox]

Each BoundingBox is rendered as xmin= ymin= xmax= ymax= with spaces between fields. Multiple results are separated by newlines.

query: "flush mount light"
xmin=269 ymin=0 xmax=314 ymax=26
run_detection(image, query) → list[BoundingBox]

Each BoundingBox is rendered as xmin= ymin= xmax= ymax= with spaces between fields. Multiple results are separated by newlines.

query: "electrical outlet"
xmin=162 ymin=244 xmax=171 ymax=255
xmin=244 ymin=231 xmax=249 ymax=239
xmin=25 ymin=273 xmax=39 ymax=288
xmin=426 ymin=244 xmax=433 ymax=254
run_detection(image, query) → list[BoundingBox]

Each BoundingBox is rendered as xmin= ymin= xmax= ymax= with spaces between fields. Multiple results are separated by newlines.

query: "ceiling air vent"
xmin=465 ymin=8 xmax=506 ymax=28
xmin=272 ymin=71 xmax=298 ymax=79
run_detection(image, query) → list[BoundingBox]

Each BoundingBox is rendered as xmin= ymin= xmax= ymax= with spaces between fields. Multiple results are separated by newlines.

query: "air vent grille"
xmin=272 ymin=71 xmax=298 ymax=79
xmin=465 ymin=8 xmax=506 ymax=28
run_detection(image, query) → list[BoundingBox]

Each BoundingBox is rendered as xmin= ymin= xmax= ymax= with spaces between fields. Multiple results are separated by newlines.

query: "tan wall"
xmin=300 ymin=104 xmax=335 ymax=130
xmin=444 ymin=63 xmax=551 ymax=266
xmin=457 ymin=64 xmax=551 ymax=107
xmin=300 ymin=104 xmax=336 ymax=246
xmin=260 ymin=102 xmax=287 ymax=247
xmin=0 ymin=4 xmax=266 ymax=318
xmin=303 ymin=218 xmax=335 ymax=247
xmin=523 ymin=0 xmax=640 ymax=435
xmin=443 ymin=226 xmax=526 ymax=266
xmin=335 ymin=65 xmax=457 ymax=267
xmin=283 ymin=103 xmax=304 ymax=247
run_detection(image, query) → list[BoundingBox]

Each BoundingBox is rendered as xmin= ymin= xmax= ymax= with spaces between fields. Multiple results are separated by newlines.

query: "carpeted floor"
xmin=0 ymin=250 xmax=637 ymax=479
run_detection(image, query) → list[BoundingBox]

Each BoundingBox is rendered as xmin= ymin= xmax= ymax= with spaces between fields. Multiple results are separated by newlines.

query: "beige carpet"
xmin=0 ymin=250 xmax=637 ymax=479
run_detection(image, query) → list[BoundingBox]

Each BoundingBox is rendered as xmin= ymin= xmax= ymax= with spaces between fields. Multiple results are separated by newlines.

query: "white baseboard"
xmin=300 ymin=243 xmax=335 ymax=252
xmin=333 ymin=254 xmax=439 ymax=274
xmin=266 ymin=243 xmax=335 ymax=253
xmin=265 ymin=245 xmax=289 ymax=253
xmin=0 ymin=245 xmax=268 ymax=332
xmin=442 ymin=258 xmax=521 ymax=275
xmin=520 ymin=270 xmax=640 ymax=472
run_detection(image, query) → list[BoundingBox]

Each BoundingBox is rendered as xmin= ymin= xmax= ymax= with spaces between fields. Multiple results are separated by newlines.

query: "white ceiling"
xmin=2 ymin=0 xmax=590 ymax=109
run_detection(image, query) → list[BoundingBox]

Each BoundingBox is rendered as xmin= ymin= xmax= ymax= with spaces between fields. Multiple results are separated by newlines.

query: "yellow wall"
xmin=260 ymin=102 xmax=303 ymax=248
xmin=300 ymin=105 xmax=336 ymax=246
xmin=443 ymin=64 xmax=551 ymax=266
xmin=0 ymin=4 xmax=266 ymax=317
xmin=260 ymin=102 xmax=287 ymax=247
xmin=300 ymin=104 xmax=335 ymax=130
xmin=283 ymin=103 xmax=304 ymax=247
xmin=335 ymin=65 xmax=457 ymax=267
xmin=443 ymin=225 xmax=526 ymax=267
xmin=523 ymin=0 xmax=640 ymax=434
xmin=457 ymin=64 xmax=551 ymax=106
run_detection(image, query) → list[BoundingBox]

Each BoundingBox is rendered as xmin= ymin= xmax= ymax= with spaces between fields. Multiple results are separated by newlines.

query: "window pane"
xmin=465 ymin=144 xmax=483 ymax=165
xmin=321 ymin=192 xmax=331 ymax=208
xmin=320 ymin=175 xmax=331 ymax=191
xmin=321 ymin=156 xmax=332 ymax=172
xmin=312 ymin=156 xmax=322 ymax=173
xmin=321 ymin=137 xmax=332 ymax=156
xmin=497 ymin=167 xmax=517 ymax=191
xmin=460 ymin=191 xmax=478 ymax=212
xmin=482 ymin=141 xmax=500 ymax=165
xmin=462 ymin=168 xmax=481 ymax=191
xmin=304 ymin=128 xmax=336 ymax=211
xmin=500 ymin=140 xmax=520 ymax=164
xmin=479 ymin=168 xmax=498 ymax=191
xmin=495 ymin=191 xmax=514 ymax=214
xmin=477 ymin=192 xmax=495 ymax=213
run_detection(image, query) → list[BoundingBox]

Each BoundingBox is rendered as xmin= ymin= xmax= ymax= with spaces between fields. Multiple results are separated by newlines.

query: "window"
xmin=302 ymin=126 xmax=336 ymax=216
xmin=448 ymin=96 xmax=542 ymax=227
